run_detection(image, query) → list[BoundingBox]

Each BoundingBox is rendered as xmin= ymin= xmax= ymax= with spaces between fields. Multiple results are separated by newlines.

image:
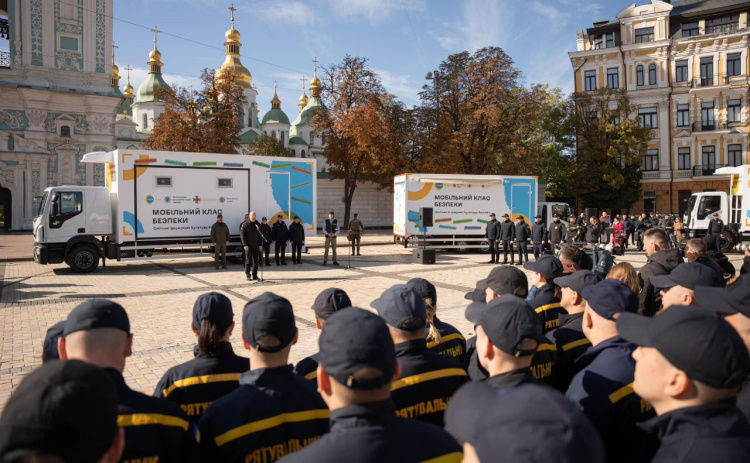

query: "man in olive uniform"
xmin=349 ymin=213 xmax=364 ymax=256
xmin=485 ymin=213 xmax=501 ymax=264
xmin=211 ymin=214 xmax=230 ymax=270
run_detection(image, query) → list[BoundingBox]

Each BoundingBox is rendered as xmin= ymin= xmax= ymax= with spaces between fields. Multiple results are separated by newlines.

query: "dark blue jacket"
xmin=546 ymin=312 xmax=590 ymax=392
xmin=260 ymin=222 xmax=273 ymax=243
xmin=566 ymin=337 xmax=657 ymax=463
xmin=153 ymin=342 xmax=249 ymax=423
xmin=485 ymin=219 xmax=501 ymax=240
xmin=527 ymin=284 xmax=565 ymax=334
xmin=465 ymin=335 xmax=557 ymax=387
xmin=737 ymin=376 xmax=750 ymax=420
xmin=500 ymin=219 xmax=515 ymax=241
xmin=276 ymin=400 xmax=462 ymax=463
xmin=640 ymin=400 xmax=750 ymax=463
xmin=198 ymin=365 xmax=329 ymax=462
xmin=425 ymin=316 xmax=466 ymax=365
xmin=107 ymin=368 xmax=199 ymax=463
xmin=531 ymin=222 xmax=548 ymax=242
xmin=485 ymin=367 xmax=536 ymax=391
xmin=515 ymin=221 xmax=531 ymax=241
xmin=390 ymin=339 xmax=468 ymax=426
xmin=272 ymin=221 xmax=289 ymax=242
xmin=289 ymin=222 xmax=305 ymax=243
xmin=294 ymin=352 xmax=320 ymax=381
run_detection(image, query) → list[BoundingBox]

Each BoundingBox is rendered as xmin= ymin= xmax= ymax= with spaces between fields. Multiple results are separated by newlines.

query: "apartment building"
xmin=570 ymin=0 xmax=750 ymax=214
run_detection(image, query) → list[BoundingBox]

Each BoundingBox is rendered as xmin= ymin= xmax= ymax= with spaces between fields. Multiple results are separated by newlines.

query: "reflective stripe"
xmin=162 ymin=373 xmax=242 ymax=398
xmin=609 ymin=383 xmax=635 ymax=404
xmin=562 ymin=338 xmax=591 ymax=352
xmin=391 ymin=368 xmax=468 ymax=392
xmin=419 ymin=452 xmax=463 ymax=463
xmin=536 ymin=343 xmax=557 ymax=352
xmin=535 ymin=303 xmax=561 ymax=313
xmin=214 ymin=409 xmax=330 ymax=447
xmin=118 ymin=413 xmax=190 ymax=431
xmin=426 ymin=333 xmax=466 ymax=349
xmin=304 ymin=370 xmax=317 ymax=380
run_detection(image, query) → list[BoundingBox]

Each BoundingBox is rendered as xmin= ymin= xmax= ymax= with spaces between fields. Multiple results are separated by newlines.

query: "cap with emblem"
xmin=650 ymin=262 xmax=721 ymax=290
xmin=329 ymin=211 xmax=335 ymax=215
xmin=502 ymin=213 xmax=510 ymax=218
xmin=319 ymin=308 xmax=397 ymax=390
xmin=372 ymin=284 xmax=426 ymax=330
xmin=465 ymin=295 xmax=543 ymax=357
xmin=554 ymin=270 xmax=602 ymax=294
xmin=523 ymin=255 xmax=563 ymax=280
xmin=535 ymin=215 xmax=542 ymax=219
xmin=262 ymin=217 xmax=267 ymax=221
xmin=581 ymin=279 xmax=638 ymax=320
xmin=490 ymin=213 xmax=496 ymax=217
xmin=0 ymin=359 xmax=119 ymax=463
xmin=217 ymin=213 xmax=223 ymax=218
xmin=242 ymin=292 xmax=297 ymax=353
xmin=192 ymin=292 xmax=233 ymax=333
xmin=406 ymin=278 xmax=437 ymax=305
xmin=475 ymin=266 xmax=528 ymax=298
xmin=696 ymin=274 xmax=750 ymax=317
xmin=618 ymin=306 xmax=750 ymax=389
xmin=42 ymin=321 xmax=65 ymax=364
xmin=63 ymin=299 xmax=130 ymax=337
xmin=312 ymin=288 xmax=352 ymax=321
xmin=277 ymin=214 xmax=283 ymax=218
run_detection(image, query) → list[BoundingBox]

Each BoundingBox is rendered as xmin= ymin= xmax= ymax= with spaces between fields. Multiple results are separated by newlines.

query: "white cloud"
xmin=461 ymin=0 xmax=512 ymax=52
xmin=532 ymin=1 xmax=571 ymax=27
xmin=428 ymin=30 xmax=460 ymax=50
xmin=238 ymin=1 xmax=315 ymax=26
xmin=375 ymin=68 xmax=422 ymax=105
xmin=325 ymin=0 xmax=425 ymax=23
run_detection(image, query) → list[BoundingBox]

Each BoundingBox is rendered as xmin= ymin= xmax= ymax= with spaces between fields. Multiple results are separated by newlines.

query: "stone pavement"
xmin=0 ymin=243 xmax=746 ymax=412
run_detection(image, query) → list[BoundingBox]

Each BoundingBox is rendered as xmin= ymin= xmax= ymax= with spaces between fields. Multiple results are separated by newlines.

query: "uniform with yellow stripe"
xmin=105 ymin=368 xmax=199 ymax=463
xmin=390 ymin=339 xmax=468 ymax=426
xmin=425 ymin=317 xmax=466 ymax=365
xmin=198 ymin=365 xmax=329 ymax=462
xmin=465 ymin=335 xmax=557 ymax=386
xmin=546 ymin=312 xmax=591 ymax=392
xmin=153 ymin=342 xmax=249 ymax=422
xmin=294 ymin=353 xmax=320 ymax=382
xmin=527 ymin=284 xmax=565 ymax=334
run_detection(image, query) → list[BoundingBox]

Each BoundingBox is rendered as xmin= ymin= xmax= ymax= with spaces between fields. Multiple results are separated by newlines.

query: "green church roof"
xmin=261 ymin=108 xmax=290 ymax=125
xmin=136 ymin=72 xmax=170 ymax=103
xmin=292 ymin=96 xmax=326 ymax=127
xmin=289 ymin=136 xmax=307 ymax=145
xmin=239 ymin=129 xmax=259 ymax=144
xmin=117 ymin=97 xmax=133 ymax=117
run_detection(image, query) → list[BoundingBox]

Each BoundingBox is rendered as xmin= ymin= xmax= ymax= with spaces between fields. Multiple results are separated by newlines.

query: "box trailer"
xmin=394 ymin=173 xmax=538 ymax=250
xmin=33 ymin=149 xmax=317 ymax=272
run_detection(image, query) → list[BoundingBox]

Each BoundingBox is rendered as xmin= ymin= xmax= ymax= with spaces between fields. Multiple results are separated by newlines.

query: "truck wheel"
xmin=721 ymin=233 xmax=736 ymax=253
xmin=229 ymin=246 xmax=245 ymax=264
xmin=456 ymin=241 xmax=469 ymax=253
xmin=69 ymin=246 xmax=99 ymax=273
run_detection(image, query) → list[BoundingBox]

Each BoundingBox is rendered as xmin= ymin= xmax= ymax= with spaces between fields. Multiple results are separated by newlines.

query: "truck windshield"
xmin=697 ymin=196 xmax=721 ymax=220
xmin=552 ymin=204 xmax=570 ymax=221
xmin=35 ymin=192 xmax=48 ymax=219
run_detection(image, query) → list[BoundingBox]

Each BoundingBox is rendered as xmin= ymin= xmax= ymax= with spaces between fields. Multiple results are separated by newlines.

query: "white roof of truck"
xmin=406 ymin=173 xmax=533 ymax=185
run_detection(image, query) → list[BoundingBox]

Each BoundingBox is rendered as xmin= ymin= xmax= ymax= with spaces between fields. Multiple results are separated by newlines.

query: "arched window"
xmin=271 ymin=130 xmax=277 ymax=139
xmin=280 ymin=131 xmax=285 ymax=144
xmin=142 ymin=114 xmax=148 ymax=129
xmin=636 ymin=66 xmax=644 ymax=86
xmin=237 ymin=107 xmax=245 ymax=126
xmin=648 ymin=64 xmax=657 ymax=85
xmin=247 ymin=107 xmax=252 ymax=127
xmin=291 ymin=149 xmax=296 ymax=156
xmin=60 ymin=126 xmax=71 ymax=137
xmin=301 ymin=150 xmax=306 ymax=158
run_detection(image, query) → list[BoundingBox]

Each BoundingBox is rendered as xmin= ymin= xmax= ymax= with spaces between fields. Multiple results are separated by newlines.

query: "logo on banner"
xmin=219 ymin=197 xmax=226 ymax=203
xmin=193 ymin=195 xmax=201 ymax=204
xmin=145 ymin=195 xmax=155 ymax=204
xmin=164 ymin=196 xmax=171 ymax=203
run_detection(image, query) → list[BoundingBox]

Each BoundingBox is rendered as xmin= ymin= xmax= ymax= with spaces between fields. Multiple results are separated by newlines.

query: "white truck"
xmin=33 ymin=149 xmax=317 ymax=272
xmin=394 ymin=173 xmax=546 ymax=251
xmin=682 ymin=165 xmax=750 ymax=252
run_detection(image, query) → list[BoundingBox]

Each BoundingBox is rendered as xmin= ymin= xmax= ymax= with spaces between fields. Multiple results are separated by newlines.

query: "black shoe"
xmin=357 ymin=253 xmax=361 ymax=256
xmin=323 ymin=261 xmax=327 ymax=266
xmin=222 ymin=266 xmax=228 ymax=269
xmin=333 ymin=261 xmax=340 ymax=266
xmin=298 ymin=260 xmax=303 ymax=264
xmin=276 ymin=262 xmax=280 ymax=266
xmin=282 ymin=262 xmax=288 ymax=265
xmin=515 ymin=261 xmax=523 ymax=265
xmin=252 ymin=274 xmax=258 ymax=280
xmin=246 ymin=274 xmax=252 ymax=281
xmin=486 ymin=260 xmax=495 ymax=264
xmin=351 ymin=252 xmax=355 ymax=256
xmin=502 ymin=260 xmax=508 ymax=264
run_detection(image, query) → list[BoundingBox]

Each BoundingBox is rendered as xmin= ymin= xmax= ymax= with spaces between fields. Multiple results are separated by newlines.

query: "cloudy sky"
xmin=113 ymin=0 xmax=624 ymax=116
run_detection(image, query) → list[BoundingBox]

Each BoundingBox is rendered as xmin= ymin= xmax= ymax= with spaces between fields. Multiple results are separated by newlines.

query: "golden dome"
xmin=225 ymin=26 xmax=241 ymax=42
xmin=149 ymin=48 xmax=162 ymax=61
xmin=299 ymin=92 xmax=308 ymax=103
xmin=216 ymin=6 xmax=251 ymax=88
xmin=112 ymin=62 xmax=119 ymax=76
xmin=124 ymin=82 xmax=134 ymax=98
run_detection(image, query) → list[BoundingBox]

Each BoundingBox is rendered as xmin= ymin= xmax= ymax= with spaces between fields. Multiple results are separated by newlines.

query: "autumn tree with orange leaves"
xmin=143 ymin=69 xmax=246 ymax=154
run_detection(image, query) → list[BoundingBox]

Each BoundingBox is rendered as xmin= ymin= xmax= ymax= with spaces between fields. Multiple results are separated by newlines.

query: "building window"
xmin=142 ymin=114 xmax=148 ymax=129
xmin=728 ymin=99 xmax=741 ymax=123
xmin=700 ymin=57 xmax=714 ymax=86
xmin=606 ymin=33 xmax=615 ymax=48
xmin=609 ymin=115 xmax=621 ymax=127
xmin=648 ymin=64 xmax=657 ymax=85
xmin=675 ymin=60 xmax=688 ymax=82
xmin=642 ymin=149 xmax=659 ymax=171
xmin=728 ymin=144 xmax=743 ymax=166
xmin=635 ymin=27 xmax=654 ymax=43
xmin=702 ymin=145 xmax=716 ymax=168
xmin=301 ymin=150 xmax=306 ymax=158
xmin=701 ymin=102 xmax=715 ymax=129
xmin=638 ymin=107 xmax=658 ymax=128
xmin=676 ymin=104 xmax=690 ymax=127
xmin=706 ymin=15 xmax=739 ymax=35
xmin=727 ymin=53 xmax=742 ymax=77
xmin=606 ymin=68 xmax=619 ymax=89
xmin=584 ymin=70 xmax=596 ymax=91
xmin=636 ymin=65 xmax=644 ymax=86
xmin=682 ymin=22 xmax=699 ymax=37
xmin=678 ymin=147 xmax=691 ymax=170
xmin=291 ymin=149 xmax=296 ymax=156
xmin=271 ymin=130 xmax=277 ymax=139
xmin=60 ymin=126 xmax=71 ymax=137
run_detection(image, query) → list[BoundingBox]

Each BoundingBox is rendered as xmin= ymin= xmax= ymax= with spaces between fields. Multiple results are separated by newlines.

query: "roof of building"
xmin=136 ymin=72 xmax=170 ymax=103
xmin=292 ymin=96 xmax=326 ymax=127
xmin=289 ymin=136 xmax=307 ymax=145
xmin=672 ymin=0 xmax=750 ymax=17
xmin=117 ymin=97 xmax=133 ymax=117
xmin=239 ymin=129 xmax=259 ymax=144
xmin=262 ymin=108 xmax=290 ymax=125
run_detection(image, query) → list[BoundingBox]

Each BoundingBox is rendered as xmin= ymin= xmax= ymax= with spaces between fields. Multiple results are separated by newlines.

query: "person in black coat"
xmin=484 ymin=213 xmax=501 ymax=263
xmin=499 ymin=213 xmax=516 ymax=264
xmin=288 ymin=216 xmax=305 ymax=264
xmin=708 ymin=213 xmax=725 ymax=253
xmin=259 ymin=217 xmax=272 ymax=266
xmin=530 ymin=215 xmax=548 ymax=260
xmin=271 ymin=215 xmax=289 ymax=265
xmin=240 ymin=212 xmax=263 ymax=281
xmin=514 ymin=216 xmax=531 ymax=265
xmin=548 ymin=215 xmax=566 ymax=247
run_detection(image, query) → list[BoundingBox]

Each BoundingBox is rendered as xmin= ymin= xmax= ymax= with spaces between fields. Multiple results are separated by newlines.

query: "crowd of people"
xmin=2 ymin=217 xmax=750 ymax=462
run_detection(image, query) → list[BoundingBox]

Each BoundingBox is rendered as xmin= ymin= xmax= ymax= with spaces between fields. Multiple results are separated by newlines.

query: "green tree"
xmin=244 ymin=134 xmax=293 ymax=157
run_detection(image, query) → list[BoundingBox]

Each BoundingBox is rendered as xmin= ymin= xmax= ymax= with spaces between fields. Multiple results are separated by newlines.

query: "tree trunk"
xmin=342 ymin=178 xmax=356 ymax=229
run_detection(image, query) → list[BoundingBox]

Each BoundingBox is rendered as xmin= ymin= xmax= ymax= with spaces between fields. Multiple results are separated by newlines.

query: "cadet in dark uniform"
xmin=199 ymin=292 xmax=329 ymax=462
xmin=277 ymin=308 xmax=462 ymax=463
xmin=566 ymin=280 xmax=657 ymax=463
xmin=289 ymin=216 xmax=305 ymax=264
xmin=0 ymin=359 xmax=124 ymax=462
xmin=531 ymin=215 xmax=548 ymax=260
xmin=547 ymin=270 xmax=601 ymax=392
xmin=446 ymin=382 xmax=604 ymax=463
xmin=272 ymin=214 xmax=290 ymax=265
xmin=499 ymin=213 xmax=515 ymax=264
xmin=153 ymin=292 xmax=249 ymax=423
xmin=708 ymin=212 xmax=725 ymax=253
xmin=548 ymin=214 xmax=566 ymax=248
xmin=241 ymin=211 xmax=263 ymax=280
xmin=372 ymin=285 xmax=468 ymax=426
xmin=524 ymin=255 xmax=565 ymax=333
xmin=295 ymin=288 xmax=352 ymax=381
xmin=618 ymin=306 xmax=750 ymax=463
xmin=514 ymin=215 xmax=531 ymax=265
xmin=41 ymin=320 xmax=64 ymax=363
xmin=484 ymin=212 xmax=501 ymax=263
xmin=260 ymin=217 xmax=273 ymax=266
xmin=406 ymin=277 xmax=466 ymax=364
xmin=58 ymin=299 xmax=199 ymax=463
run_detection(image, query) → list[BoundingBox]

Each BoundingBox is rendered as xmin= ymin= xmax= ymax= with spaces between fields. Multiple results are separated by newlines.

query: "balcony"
xmin=691 ymin=121 xmax=727 ymax=132
xmin=693 ymin=164 xmax=727 ymax=176
xmin=691 ymin=74 xmax=733 ymax=88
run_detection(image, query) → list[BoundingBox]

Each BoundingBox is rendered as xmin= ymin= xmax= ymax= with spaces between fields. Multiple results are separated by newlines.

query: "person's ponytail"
xmin=198 ymin=319 xmax=223 ymax=357
xmin=424 ymin=297 xmax=442 ymax=345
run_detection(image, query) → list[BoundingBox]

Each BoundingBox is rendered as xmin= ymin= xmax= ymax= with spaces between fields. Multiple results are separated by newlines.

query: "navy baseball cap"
xmin=553 ymin=214 xmax=560 ymax=218
xmin=554 ymin=270 xmax=602 ymax=294
xmin=277 ymin=214 xmax=283 ymax=218
xmin=490 ymin=213 xmax=496 ymax=217
xmin=650 ymin=263 xmax=721 ymax=290
xmin=0 ymin=360 xmax=119 ymax=463
xmin=502 ymin=213 xmax=510 ymax=218
xmin=262 ymin=217 xmax=267 ymax=221
xmin=695 ymin=274 xmax=750 ymax=317
xmin=581 ymin=279 xmax=638 ymax=320
xmin=242 ymin=292 xmax=297 ymax=353
xmin=618 ymin=306 xmax=750 ymax=389
xmin=523 ymin=255 xmax=563 ymax=279
xmin=465 ymin=295 xmax=543 ymax=357
xmin=475 ymin=266 xmax=528 ymax=298
xmin=63 ymin=299 xmax=130 ymax=336
xmin=319 ymin=308 xmax=397 ymax=390
xmin=534 ymin=215 xmax=542 ymax=219
xmin=406 ymin=278 xmax=437 ymax=305
xmin=42 ymin=321 xmax=65 ymax=364
xmin=311 ymin=288 xmax=352 ymax=320
xmin=372 ymin=285 xmax=426 ymax=330
xmin=192 ymin=292 xmax=233 ymax=333
xmin=446 ymin=382 xmax=605 ymax=462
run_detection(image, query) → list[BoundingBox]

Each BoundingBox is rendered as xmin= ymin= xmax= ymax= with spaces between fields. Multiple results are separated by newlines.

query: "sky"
xmin=113 ymin=0 xmax=625 ymax=116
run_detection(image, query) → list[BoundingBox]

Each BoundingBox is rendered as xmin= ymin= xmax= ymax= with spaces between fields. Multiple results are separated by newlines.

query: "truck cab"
xmin=33 ymin=186 xmax=112 ymax=273
xmin=538 ymin=202 xmax=571 ymax=226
